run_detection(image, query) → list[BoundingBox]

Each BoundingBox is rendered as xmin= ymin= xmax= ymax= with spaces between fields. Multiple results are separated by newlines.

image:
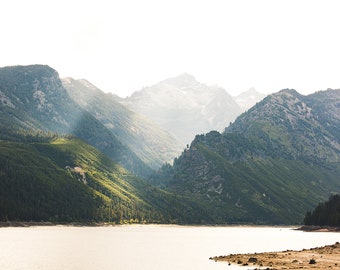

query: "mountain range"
xmin=1 ymin=64 xmax=339 ymax=224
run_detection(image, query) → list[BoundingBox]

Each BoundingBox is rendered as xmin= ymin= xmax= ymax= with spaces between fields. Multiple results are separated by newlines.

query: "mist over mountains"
xmin=62 ymin=77 xmax=183 ymax=169
xmin=233 ymin=87 xmax=267 ymax=111
xmin=1 ymin=64 xmax=339 ymax=225
xmin=120 ymin=73 xmax=259 ymax=145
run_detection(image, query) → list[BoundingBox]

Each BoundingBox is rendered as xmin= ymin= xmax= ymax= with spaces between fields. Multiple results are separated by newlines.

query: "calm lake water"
xmin=0 ymin=225 xmax=339 ymax=270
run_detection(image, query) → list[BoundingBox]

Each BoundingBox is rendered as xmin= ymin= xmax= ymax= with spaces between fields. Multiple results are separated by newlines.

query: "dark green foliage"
xmin=304 ymin=194 xmax=340 ymax=226
xmin=0 ymin=139 xmax=101 ymax=222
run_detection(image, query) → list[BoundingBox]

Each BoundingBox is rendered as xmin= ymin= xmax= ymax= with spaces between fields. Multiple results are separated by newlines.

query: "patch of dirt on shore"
xmin=210 ymin=242 xmax=340 ymax=269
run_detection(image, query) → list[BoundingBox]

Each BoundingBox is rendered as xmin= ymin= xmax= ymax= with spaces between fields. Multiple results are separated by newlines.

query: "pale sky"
xmin=1 ymin=0 xmax=340 ymax=97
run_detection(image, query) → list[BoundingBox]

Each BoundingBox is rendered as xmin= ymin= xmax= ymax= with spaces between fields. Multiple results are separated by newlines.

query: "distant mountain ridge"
xmin=233 ymin=87 xmax=267 ymax=111
xmin=120 ymin=73 xmax=243 ymax=145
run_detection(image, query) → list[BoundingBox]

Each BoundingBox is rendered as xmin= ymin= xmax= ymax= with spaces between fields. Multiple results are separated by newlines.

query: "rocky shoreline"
xmin=210 ymin=242 xmax=340 ymax=270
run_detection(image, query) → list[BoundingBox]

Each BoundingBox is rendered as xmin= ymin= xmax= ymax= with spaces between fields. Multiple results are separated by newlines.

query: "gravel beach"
xmin=210 ymin=242 xmax=340 ymax=269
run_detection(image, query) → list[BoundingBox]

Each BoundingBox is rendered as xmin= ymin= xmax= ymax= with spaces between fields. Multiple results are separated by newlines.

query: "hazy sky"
xmin=2 ymin=0 xmax=340 ymax=97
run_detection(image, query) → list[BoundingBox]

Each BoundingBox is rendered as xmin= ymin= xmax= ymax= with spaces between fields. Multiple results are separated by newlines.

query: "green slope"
xmin=0 ymin=135 xmax=198 ymax=223
xmin=160 ymin=141 xmax=340 ymax=224
xmin=0 ymin=138 xmax=101 ymax=221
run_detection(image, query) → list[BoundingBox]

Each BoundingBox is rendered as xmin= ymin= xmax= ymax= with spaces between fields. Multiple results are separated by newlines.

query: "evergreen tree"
xmin=304 ymin=194 xmax=340 ymax=226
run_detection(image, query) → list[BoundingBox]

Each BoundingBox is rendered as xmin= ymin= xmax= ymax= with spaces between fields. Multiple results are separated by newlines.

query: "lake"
xmin=0 ymin=225 xmax=339 ymax=270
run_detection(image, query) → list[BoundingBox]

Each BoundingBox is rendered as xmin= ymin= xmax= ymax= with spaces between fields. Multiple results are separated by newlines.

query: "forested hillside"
xmin=0 ymin=133 xmax=200 ymax=223
xmin=304 ymin=194 xmax=340 ymax=227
